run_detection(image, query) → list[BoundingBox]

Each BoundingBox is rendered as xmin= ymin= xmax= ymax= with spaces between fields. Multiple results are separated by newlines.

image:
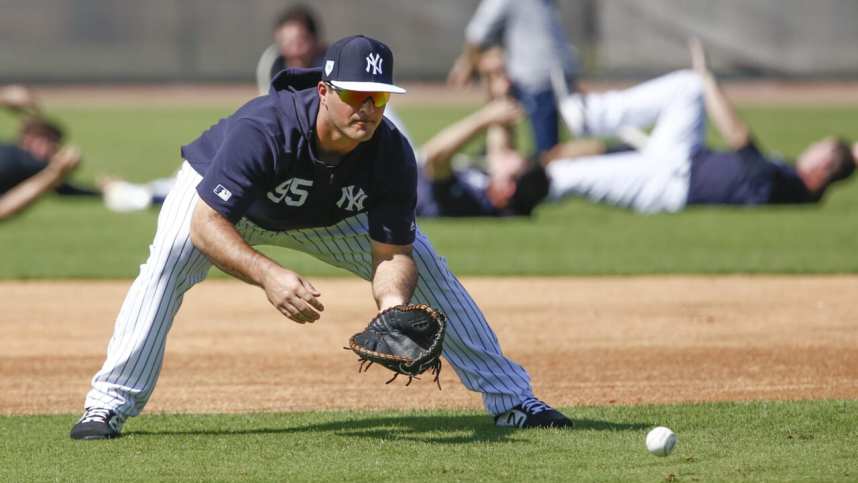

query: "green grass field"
xmin=2 ymin=102 xmax=857 ymax=481
xmin=1 ymin=401 xmax=856 ymax=482
xmin=1 ymin=104 xmax=857 ymax=278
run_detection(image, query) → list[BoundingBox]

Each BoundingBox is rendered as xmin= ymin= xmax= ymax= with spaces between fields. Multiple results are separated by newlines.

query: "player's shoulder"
xmin=230 ymin=97 xmax=283 ymax=136
xmin=372 ymin=120 xmax=416 ymax=164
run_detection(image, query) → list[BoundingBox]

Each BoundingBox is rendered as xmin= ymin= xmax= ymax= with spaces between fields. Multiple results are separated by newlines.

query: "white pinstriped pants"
xmin=84 ymin=162 xmax=533 ymax=417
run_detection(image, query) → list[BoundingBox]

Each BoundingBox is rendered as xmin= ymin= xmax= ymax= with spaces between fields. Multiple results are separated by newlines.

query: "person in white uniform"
xmin=546 ymin=39 xmax=856 ymax=213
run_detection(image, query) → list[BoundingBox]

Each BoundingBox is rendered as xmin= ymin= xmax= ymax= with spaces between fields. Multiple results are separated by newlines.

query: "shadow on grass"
xmin=130 ymin=414 xmax=648 ymax=445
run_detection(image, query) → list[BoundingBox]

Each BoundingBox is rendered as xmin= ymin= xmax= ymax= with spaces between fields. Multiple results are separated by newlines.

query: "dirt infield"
xmin=2 ymin=276 xmax=857 ymax=416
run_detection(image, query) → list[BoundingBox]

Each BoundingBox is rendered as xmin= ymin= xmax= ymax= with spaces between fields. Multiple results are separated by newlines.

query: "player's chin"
xmin=349 ymin=122 xmax=380 ymax=141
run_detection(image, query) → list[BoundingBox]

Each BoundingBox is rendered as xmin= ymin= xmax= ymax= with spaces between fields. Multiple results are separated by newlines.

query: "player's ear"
xmin=317 ymin=82 xmax=327 ymax=105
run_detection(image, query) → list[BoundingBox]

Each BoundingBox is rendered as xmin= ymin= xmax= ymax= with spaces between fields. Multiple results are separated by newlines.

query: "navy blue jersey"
xmin=416 ymin=167 xmax=502 ymax=218
xmin=0 ymin=144 xmax=45 ymax=194
xmin=686 ymin=141 xmax=820 ymax=206
xmin=0 ymin=143 xmax=98 ymax=197
xmin=182 ymin=68 xmax=417 ymax=245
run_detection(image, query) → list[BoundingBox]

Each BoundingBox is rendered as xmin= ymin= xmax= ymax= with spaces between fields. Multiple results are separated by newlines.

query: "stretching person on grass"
xmin=543 ymin=39 xmax=857 ymax=213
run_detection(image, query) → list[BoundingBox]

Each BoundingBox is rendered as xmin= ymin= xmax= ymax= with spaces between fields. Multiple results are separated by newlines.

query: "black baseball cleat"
xmin=70 ymin=408 xmax=125 ymax=440
xmin=494 ymin=397 xmax=573 ymax=428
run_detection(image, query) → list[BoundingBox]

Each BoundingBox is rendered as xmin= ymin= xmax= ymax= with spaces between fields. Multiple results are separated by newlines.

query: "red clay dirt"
xmin=2 ymin=276 xmax=856 ymax=416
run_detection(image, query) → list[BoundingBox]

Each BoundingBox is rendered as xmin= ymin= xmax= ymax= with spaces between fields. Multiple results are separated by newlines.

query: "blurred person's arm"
xmin=0 ymin=146 xmax=80 ymax=221
xmin=0 ymin=85 xmax=39 ymax=114
xmin=689 ymin=38 xmax=751 ymax=150
xmin=540 ymin=139 xmax=608 ymax=165
xmin=420 ymin=98 xmax=523 ymax=180
xmin=448 ymin=0 xmax=508 ymax=87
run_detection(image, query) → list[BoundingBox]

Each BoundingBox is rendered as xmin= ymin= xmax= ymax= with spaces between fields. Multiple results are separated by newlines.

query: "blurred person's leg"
xmin=560 ymin=70 xmax=706 ymax=161
xmin=546 ymin=151 xmax=688 ymax=213
xmin=513 ymin=85 xmax=559 ymax=156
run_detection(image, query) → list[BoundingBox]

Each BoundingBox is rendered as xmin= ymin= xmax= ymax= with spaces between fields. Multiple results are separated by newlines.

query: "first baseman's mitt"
xmin=347 ymin=304 xmax=447 ymax=388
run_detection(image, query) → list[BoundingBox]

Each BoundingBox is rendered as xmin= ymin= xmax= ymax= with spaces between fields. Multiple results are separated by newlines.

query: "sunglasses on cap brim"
xmin=326 ymin=82 xmax=390 ymax=108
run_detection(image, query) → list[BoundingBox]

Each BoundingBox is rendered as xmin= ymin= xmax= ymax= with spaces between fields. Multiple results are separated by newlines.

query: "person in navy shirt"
xmin=545 ymin=39 xmax=856 ymax=213
xmin=71 ymin=35 xmax=571 ymax=441
xmin=0 ymin=85 xmax=97 ymax=221
xmin=255 ymin=4 xmax=327 ymax=95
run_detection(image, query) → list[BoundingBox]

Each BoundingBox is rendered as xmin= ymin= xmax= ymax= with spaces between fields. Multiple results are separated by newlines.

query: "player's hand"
xmin=0 ymin=85 xmax=39 ymax=113
xmin=47 ymin=145 xmax=81 ymax=177
xmin=480 ymin=98 xmax=524 ymax=126
xmin=689 ymin=37 xmax=708 ymax=75
xmin=447 ymin=56 xmax=475 ymax=88
xmin=262 ymin=267 xmax=324 ymax=324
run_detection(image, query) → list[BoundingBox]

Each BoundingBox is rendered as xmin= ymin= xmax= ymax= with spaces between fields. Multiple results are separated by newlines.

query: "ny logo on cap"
xmin=365 ymin=52 xmax=383 ymax=75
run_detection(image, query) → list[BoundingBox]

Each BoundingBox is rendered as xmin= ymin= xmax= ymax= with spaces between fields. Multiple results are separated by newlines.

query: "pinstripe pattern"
xmin=240 ymin=214 xmax=534 ymax=415
xmin=84 ymin=162 xmax=533 ymax=419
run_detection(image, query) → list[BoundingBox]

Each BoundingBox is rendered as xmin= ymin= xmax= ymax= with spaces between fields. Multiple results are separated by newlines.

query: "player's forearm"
xmin=486 ymin=124 xmax=515 ymax=157
xmin=371 ymin=247 xmax=417 ymax=311
xmin=700 ymin=72 xmax=750 ymax=150
xmin=541 ymin=139 xmax=607 ymax=164
xmin=0 ymin=164 xmax=67 ymax=220
xmin=189 ymin=200 xmax=278 ymax=287
xmin=421 ymin=110 xmax=492 ymax=179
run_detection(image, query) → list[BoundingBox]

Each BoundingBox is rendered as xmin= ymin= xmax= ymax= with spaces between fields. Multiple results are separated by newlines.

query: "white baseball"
xmin=645 ymin=426 xmax=677 ymax=457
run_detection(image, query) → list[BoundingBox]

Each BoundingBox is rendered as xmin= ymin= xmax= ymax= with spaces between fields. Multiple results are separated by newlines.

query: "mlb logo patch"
xmin=213 ymin=184 xmax=232 ymax=202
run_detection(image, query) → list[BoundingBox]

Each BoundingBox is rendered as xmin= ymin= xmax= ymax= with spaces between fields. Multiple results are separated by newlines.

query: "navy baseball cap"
xmin=321 ymin=35 xmax=406 ymax=94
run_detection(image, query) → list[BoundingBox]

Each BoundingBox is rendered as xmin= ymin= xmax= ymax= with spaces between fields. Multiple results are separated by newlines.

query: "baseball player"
xmin=544 ymin=39 xmax=856 ymax=213
xmin=70 ymin=35 xmax=571 ymax=440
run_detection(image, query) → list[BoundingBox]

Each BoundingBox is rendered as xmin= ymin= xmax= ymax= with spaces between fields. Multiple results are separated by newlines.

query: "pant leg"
xmin=571 ymin=70 xmax=706 ymax=159
xmin=84 ymin=162 xmax=212 ymax=417
xmin=546 ymin=151 xmax=689 ymax=213
xmin=514 ymin=84 xmax=560 ymax=156
xmin=238 ymin=214 xmax=534 ymax=415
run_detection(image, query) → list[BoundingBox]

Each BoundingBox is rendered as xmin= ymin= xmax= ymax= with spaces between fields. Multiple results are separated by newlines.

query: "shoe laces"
xmin=79 ymin=407 xmax=114 ymax=423
xmin=520 ymin=397 xmax=552 ymax=415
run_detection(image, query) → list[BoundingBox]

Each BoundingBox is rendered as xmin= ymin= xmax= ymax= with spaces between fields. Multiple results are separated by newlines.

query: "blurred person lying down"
xmin=542 ymin=39 xmax=857 ymax=213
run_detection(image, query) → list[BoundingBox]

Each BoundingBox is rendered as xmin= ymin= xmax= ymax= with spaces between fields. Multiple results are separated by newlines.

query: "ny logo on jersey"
xmin=365 ymin=53 xmax=383 ymax=75
xmin=337 ymin=185 xmax=368 ymax=212
xmin=267 ymin=178 xmax=313 ymax=206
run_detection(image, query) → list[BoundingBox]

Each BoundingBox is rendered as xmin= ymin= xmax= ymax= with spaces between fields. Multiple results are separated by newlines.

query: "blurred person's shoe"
xmin=558 ymin=94 xmax=587 ymax=137
xmin=102 ymin=180 xmax=153 ymax=212
xmin=617 ymin=126 xmax=651 ymax=151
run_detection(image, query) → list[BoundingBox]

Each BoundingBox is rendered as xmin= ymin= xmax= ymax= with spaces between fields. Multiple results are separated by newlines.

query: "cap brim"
xmin=330 ymin=80 xmax=406 ymax=94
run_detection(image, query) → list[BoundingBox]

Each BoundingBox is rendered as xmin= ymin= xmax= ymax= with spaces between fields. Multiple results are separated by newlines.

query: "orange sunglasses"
xmin=326 ymin=82 xmax=390 ymax=108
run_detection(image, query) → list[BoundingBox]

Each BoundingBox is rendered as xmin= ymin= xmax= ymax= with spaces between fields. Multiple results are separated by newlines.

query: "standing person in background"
xmin=447 ymin=0 xmax=578 ymax=156
xmin=255 ymin=4 xmax=327 ymax=95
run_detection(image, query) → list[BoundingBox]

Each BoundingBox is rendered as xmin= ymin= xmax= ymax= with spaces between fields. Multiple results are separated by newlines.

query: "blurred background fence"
xmin=3 ymin=0 xmax=858 ymax=83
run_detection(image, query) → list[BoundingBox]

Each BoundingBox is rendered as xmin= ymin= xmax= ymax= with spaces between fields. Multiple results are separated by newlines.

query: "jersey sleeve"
xmin=735 ymin=137 xmax=764 ymax=161
xmin=368 ymin=135 xmax=418 ymax=245
xmin=465 ymin=0 xmax=509 ymax=47
xmin=195 ymin=119 xmax=278 ymax=223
